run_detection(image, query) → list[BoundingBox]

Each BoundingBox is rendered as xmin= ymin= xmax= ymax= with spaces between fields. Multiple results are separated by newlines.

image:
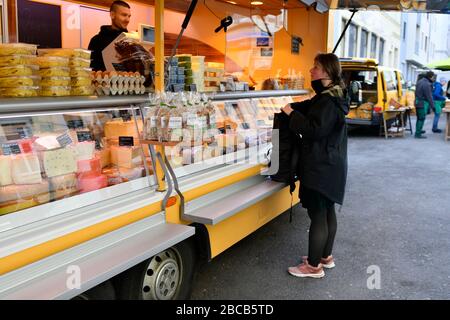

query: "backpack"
xmin=268 ymin=112 xmax=301 ymax=221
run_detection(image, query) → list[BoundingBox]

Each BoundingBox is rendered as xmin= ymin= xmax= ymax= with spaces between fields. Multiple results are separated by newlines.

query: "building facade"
xmin=328 ymin=10 xmax=401 ymax=68
xmin=399 ymin=12 xmax=449 ymax=84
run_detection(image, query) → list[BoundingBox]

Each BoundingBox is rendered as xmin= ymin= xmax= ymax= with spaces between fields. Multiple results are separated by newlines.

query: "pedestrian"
xmin=88 ymin=1 xmax=131 ymax=71
xmin=414 ymin=71 xmax=435 ymax=138
xmin=432 ymin=77 xmax=447 ymax=133
xmin=281 ymin=53 xmax=349 ymax=278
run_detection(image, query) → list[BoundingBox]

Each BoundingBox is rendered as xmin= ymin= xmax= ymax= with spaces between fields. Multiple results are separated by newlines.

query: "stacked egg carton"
xmin=92 ymin=71 xmax=146 ymax=95
xmin=38 ymin=48 xmax=93 ymax=96
xmin=0 ymin=43 xmax=40 ymax=98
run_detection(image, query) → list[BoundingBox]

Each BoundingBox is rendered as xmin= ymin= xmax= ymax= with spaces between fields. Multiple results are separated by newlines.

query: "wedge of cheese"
xmin=43 ymin=148 xmax=77 ymax=178
xmin=11 ymin=154 xmax=42 ymax=184
xmin=110 ymin=145 xmax=142 ymax=169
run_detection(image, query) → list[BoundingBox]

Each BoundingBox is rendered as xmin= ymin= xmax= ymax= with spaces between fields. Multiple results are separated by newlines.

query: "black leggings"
xmin=307 ymin=205 xmax=337 ymax=267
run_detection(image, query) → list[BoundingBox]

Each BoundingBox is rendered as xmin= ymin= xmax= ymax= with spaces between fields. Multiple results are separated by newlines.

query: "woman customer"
xmin=281 ymin=53 xmax=349 ymax=278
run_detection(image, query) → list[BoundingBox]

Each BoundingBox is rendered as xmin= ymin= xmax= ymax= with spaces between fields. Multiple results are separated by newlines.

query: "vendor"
xmin=88 ymin=0 xmax=131 ymax=71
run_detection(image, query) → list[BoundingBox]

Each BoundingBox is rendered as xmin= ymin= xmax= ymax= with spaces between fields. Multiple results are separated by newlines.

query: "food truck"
xmin=0 ymin=0 xmax=447 ymax=300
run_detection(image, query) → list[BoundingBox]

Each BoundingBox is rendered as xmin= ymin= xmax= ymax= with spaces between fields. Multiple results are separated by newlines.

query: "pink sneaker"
xmin=302 ymin=255 xmax=336 ymax=269
xmin=288 ymin=260 xmax=325 ymax=278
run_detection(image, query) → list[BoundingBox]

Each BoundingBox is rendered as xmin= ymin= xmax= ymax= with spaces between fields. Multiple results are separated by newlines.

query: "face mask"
xmin=311 ymin=79 xmax=327 ymax=94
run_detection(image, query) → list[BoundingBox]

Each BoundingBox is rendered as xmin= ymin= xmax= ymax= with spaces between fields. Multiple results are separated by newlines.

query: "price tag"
xmin=187 ymin=114 xmax=198 ymax=126
xmin=77 ymin=131 xmax=93 ymax=142
xmin=119 ymin=136 xmax=134 ymax=147
xmin=169 ymin=117 xmax=182 ymax=129
xmin=56 ymin=132 xmax=73 ymax=148
xmin=1 ymin=143 xmax=22 ymax=155
xmin=199 ymin=116 xmax=207 ymax=129
xmin=150 ymin=116 xmax=157 ymax=127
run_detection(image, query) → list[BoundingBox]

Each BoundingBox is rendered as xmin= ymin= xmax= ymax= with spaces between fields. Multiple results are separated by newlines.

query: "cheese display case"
xmin=0 ymin=96 xmax=155 ymax=227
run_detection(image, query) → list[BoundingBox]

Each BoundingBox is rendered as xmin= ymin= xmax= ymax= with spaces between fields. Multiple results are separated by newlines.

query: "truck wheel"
xmin=118 ymin=238 xmax=196 ymax=300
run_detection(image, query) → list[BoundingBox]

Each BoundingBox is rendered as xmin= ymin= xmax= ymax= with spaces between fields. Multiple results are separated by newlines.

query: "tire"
xmin=118 ymin=238 xmax=196 ymax=300
xmin=72 ymin=280 xmax=116 ymax=300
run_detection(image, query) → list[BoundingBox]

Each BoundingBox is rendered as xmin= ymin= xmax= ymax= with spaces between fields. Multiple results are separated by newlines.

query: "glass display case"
xmin=0 ymin=90 xmax=308 ymax=230
xmin=0 ymin=96 xmax=155 ymax=229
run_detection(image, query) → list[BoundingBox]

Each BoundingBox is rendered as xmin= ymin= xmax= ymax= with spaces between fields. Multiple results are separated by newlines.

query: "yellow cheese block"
xmin=104 ymin=120 xmax=143 ymax=139
xmin=0 ymin=155 xmax=13 ymax=186
xmin=110 ymin=145 xmax=142 ymax=169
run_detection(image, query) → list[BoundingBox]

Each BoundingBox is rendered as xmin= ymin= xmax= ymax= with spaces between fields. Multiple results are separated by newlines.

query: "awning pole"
xmin=332 ymin=8 xmax=357 ymax=54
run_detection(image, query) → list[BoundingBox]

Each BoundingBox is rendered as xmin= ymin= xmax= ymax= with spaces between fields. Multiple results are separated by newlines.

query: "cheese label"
xmin=150 ymin=116 xmax=157 ymax=127
xmin=2 ymin=143 xmax=21 ymax=155
xmin=119 ymin=136 xmax=134 ymax=147
xmin=67 ymin=119 xmax=84 ymax=129
xmin=187 ymin=114 xmax=198 ymax=126
xmin=77 ymin=131 xmax=93 ymax=142
xmin=169 ymin=117 xmax=182 ymax=129
xmin=56 ymin=132 xmax=73 ymax=148
xmin=199 ymin=116 xmax=207 ymax=128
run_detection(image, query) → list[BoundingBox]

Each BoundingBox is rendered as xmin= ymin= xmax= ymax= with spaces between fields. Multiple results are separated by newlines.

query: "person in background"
xmin=88 ymin=0 xmax=131 ymax=71
xmin=281 ymin=53 xmax=349 ymax=278
xmin=446 ymin=79 xmax=450 ymax=99
xmin=414 ymin=71 xmax=435 ymax=139
xmin=431 ymin=77 xmax=447 ymax=133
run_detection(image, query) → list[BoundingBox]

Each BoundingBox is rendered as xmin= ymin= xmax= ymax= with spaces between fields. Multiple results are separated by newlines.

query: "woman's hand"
xmin=281 ymin=104 xmax=293 ymax=116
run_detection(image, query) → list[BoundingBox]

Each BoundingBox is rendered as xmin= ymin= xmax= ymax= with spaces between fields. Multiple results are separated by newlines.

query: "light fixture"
xmin=226 ymin=1 xmax=237 ymax=4
xmin=298 ymin=0 xmax=329 ymax=13
xmin=251 ymin=1 xmax=264 ymax=5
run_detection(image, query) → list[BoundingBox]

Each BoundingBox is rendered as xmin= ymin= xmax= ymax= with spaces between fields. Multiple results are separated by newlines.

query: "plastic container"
xmin=0 ymin=55 xmax=37 ymax=67
xmin=71 ymin=86 xmax=94 ymax=96
xmin=71 ymin=76 xmax=92 ymax=87
xmin=0 ymin=75 xmax=41 ymax=87
xmin=38 ymin=48 xmax=91 ymax=59
xmin=40 ymin=86 xmax=71 ymax=97
xmin=36 ymin=56 xmax=69 ymax=68
xmin=41 ymin=76 xmax=71 ymax=86
xmin=69 ymin=58 xmax=91 ymax=68
xmin=0 ymin=43 xmax=38 ymax=56
xmin=38 ymin=67 xmax=70 ymax=77
xmin=0 ymin=65 xmax=39 ymax=77
xmin=70 ymin=67 xmax=92 ymax=78
xmin=0 ymin=86 xmax=40 ymax=97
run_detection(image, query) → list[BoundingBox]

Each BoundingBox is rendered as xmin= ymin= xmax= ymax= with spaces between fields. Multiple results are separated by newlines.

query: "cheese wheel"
xmin=77 ymin=173 xmax=107 ymax=193
xmin=0 ymin=181 xmax=50 ymax=203
xmin=77 ymin=157 xmax=101 ymax=174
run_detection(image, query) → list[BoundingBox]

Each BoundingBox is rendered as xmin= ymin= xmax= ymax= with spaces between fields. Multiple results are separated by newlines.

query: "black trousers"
xmin=307 ymin=205 xmax=337 ymax=267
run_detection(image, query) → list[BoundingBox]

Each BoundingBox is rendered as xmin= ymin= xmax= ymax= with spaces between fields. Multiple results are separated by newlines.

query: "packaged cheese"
xmin=70 ymin=67 xmax=92 ymax=77
xmin=77 ymin=173 xmax=107 ymax=193
xmin=77 ymin=157 xmax=101 ymax=174
xmin=95 ymin=147 xmax=111 ymax=168
xmin=11 ymin=154 xmax=42 ymax=185
xmin=0 ymin=65 xmax=39 ymax=77
xmin=71 ymin=86 xmax=94 ymax=96
xmin=34 ymin=134 xmax=61 ymax=151
xmin=0 ymin=55 xmax=37 ymax=66
xmin=102 ymin=166 xmax=145 ymax=185
xmin=42 ymin=148 xmax=77 ymax=177
xmin=0 ymin=86 xmax=40 ymax=98
xmin=0 ymin=155 xmax=13 ymax=186
xmin=72 ymin=141 xmax=95 ymax=161
xmin=69 ymin=58 xmax=91 ymax=68
xmin=38 ymin=48 xmax=91 ymax=59
xmin=0 ymin=181 xmax=49 ymax=203
xmin=38 ymin=67 xmax=70 ymax=77
xmin=0 ymin=43 xmax=38 ymax=56
xmin=110 ymin=145 xmax=142 ymax=169
xmin=41 ymin=76 xmax=71 ymax=86
xmin=36 ymin=56 xmax=69 ymax=68
xmin=40 ymin=86 xmax=71 ymax=97
xmin=49 ymin=173 xmax=78 ymax=200
xmin=104 ymin=119 xmax=141 ymax=139
xmin=0 ymin=76 xmax=41 ymax=87
xmin=71 ymin=76 xmax=92 ymax=87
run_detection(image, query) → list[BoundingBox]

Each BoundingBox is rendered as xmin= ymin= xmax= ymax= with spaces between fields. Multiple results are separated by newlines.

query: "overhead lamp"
xmin=251 ymin=1 xmax=264 ymax=5
xmin=226 ymin=1 xmax=237 ymax=4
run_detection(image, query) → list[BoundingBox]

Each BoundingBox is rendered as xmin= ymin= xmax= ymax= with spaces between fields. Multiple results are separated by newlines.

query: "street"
xmin=191 ymin=117 xmax=450 ymax=300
